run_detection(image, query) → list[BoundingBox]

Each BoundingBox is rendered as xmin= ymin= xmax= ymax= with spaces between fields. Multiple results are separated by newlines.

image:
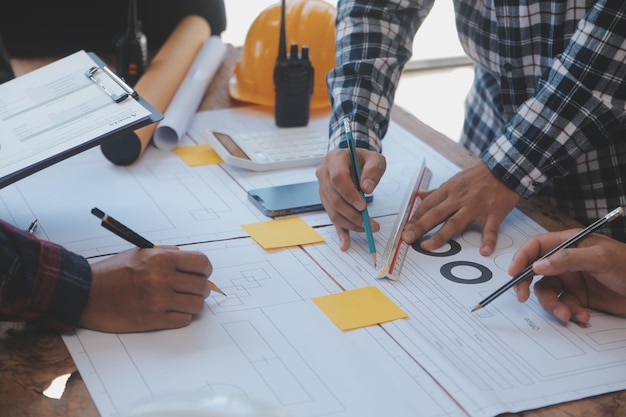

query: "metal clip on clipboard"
xmin=377 ymin=160 xmax=432 ymax=281
xmin=85 ymin=65 xmax=138 ymax=103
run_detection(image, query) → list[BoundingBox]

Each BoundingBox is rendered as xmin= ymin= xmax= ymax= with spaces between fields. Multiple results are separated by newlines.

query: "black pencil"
xmin=471 ymin=206 xmax=624 ymax=312
xmin=91 ymin=207 xmax=225 ymax=296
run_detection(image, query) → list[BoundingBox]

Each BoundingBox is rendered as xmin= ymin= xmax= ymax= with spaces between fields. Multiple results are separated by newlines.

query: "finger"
xmin=514 ymin=277 xmax=533 ymax=302
xmin=152 ymin=311 xmax=195 ymax=330
xmin=480 ymin=216 xmax=500 ymax=256
xmin=320 ymin=181 xmax=367 ymax=232
xmin=533 ymin=243 xmax=603 ymax=277
xmin=172 ymin=251 xmax=213 ymax=277
xmin=401 ymin=189 xmax=453 ymax=243
xmin=508 ymin=230 xmax=578 ymax=276
xmin=558 ymin=291 xmax=590 ymax=325
xmin=171 ymin=272 xmax=211 ymax=297
xmin=419 ymin=208 xmax=470 ymax=251
xmin=167 ymin=291 xmax=208 ymax=315
xmin=336 ymin=225 xmax=351 ymax=251
xmin=328 ymin=149 xmax=368 ymax=211
xmin=534 ymin=276 xmax=570 ymax=322
xmin=358 ymin=150 xmax=386 ymax=194
xmin=369 ymin=217 xmax=381 ymax=233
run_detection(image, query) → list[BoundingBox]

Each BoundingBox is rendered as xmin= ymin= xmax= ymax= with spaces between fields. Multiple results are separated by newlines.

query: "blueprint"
xmin=304 ymin=213 xmax=626 ymax=416
xmin=0 ymin=117 xmax=456 ymax=257
xmin=3 ymin=108 xmax=625 ymax=417
xmin=63 ymin=238 xmax=465 ymax=417
xmin=0 ymin=145 xmax=266 ymax=257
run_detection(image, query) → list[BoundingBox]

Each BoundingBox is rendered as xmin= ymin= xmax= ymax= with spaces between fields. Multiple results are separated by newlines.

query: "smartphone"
xmin=247 ymin=180 xmax=373 ymax=217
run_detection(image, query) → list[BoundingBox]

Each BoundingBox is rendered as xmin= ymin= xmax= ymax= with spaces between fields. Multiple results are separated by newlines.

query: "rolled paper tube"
xmin=101 ymin=15 xmax=211 ymax=165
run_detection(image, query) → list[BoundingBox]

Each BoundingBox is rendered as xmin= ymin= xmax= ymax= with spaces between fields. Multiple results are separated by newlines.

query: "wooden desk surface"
xmin=2 ymin=45 xmax=625 ymax=417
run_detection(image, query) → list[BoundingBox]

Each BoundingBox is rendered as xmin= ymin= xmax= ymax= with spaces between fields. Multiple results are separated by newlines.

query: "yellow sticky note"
xmin=173 ymin=144 xmax=223 ymax=166
xmin=241 ymin=217 xmax=325 ymax=249
xmin=312 ymin=286 xmax=408 ymax=331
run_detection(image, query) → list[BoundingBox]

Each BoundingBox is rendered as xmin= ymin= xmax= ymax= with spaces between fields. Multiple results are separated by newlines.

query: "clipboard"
xmin=0 ymin=50 xmax=162 ymax=188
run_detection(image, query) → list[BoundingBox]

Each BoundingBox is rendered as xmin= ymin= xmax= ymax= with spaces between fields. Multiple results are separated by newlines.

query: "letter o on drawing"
xmin=440 ymin=261 xmax=492 ymax=284
xmin=411 ymin=239 xmax=462 ymax=257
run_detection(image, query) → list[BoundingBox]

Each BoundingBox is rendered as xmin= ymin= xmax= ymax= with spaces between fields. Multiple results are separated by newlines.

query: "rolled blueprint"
xmin=101 ymin=15 xmax=210 ymax=165
xmin=153 ymin=36 xmax=227 ymax=150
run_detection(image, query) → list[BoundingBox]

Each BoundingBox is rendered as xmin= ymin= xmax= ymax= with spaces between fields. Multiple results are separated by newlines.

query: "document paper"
xmin=0 ymin=51 xmax=151 ymax=186
xmin=1 ymin=113 xmax=625 ymax=416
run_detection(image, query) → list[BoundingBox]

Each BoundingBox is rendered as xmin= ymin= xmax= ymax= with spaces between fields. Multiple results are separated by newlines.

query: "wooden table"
xmin=2 ymin=45 xmax=625 ymax=417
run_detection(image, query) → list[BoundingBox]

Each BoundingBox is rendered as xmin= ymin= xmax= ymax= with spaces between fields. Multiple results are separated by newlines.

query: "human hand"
xmin=510 ymin=230 xmax=626 ymax=324
xmin=316 ymin=148 xmax=385 ymax=251
xmin=401 ymin=161 xmax=520 ymax=256
xmin=79 ymin=247 xmax=213 ymax=332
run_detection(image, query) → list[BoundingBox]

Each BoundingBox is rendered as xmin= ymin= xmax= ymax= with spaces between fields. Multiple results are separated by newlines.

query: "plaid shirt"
xmin=0 ymin=220 xmax=91 ymax=331
xmin=327 ymin=0 xmax=626 ymax=242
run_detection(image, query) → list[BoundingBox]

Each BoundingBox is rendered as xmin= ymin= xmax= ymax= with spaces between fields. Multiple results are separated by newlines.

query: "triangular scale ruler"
xmin=377 ymin=160 xmax=432 ymax=281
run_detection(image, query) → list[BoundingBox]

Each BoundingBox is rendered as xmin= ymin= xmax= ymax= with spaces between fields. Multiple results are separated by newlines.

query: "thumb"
xmin=532 ymin=247 xmax=592 ymax=276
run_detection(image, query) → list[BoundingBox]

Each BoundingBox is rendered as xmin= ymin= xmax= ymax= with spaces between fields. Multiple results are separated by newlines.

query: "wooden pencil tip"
xmin=471 ymin=304 xmax=481 ymax=313
xmin=210 ymin=281 xmax=226 ymax=296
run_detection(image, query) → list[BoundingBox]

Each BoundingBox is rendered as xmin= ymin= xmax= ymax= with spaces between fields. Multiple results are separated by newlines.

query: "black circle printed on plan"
xmin=440 ymin=261 xmax=493 ymax=284
xmin=411 ymin=238 xmax=461 ymax=257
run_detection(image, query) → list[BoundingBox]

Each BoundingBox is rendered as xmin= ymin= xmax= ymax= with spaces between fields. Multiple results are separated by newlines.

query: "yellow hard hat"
xmin=229 ymin=0 xmax=336 ymax=109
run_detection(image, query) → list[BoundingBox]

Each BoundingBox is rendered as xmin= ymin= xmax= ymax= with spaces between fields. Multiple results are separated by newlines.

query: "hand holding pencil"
xmin=472 ymin=207 xmax=623 ymax=313
xmin=80 ymin=247 xmax=214 ymax=332
xmin=343 ymin=118 xmax=377 ymax=267
xmin=92 ymin=207 xmax=224 ymax=296
xmin=474 ymin=207 xmax=626 ymax=324
xmin=507 ymin=221 xmax=626 ymax=324
xmin=77 ymin=207 xmax=222 ymax=333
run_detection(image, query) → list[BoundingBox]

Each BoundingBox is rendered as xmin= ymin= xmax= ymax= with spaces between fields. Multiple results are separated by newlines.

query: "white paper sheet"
xmin=153 ymin=36 xmax=227 ymax=150
xmin=0 ymin=117 xmax=455 ymax=256
xmin=0 ymin=50 xmax=152 ymax=186
xmin=3 ymin=110 xmax=626 ymax=417
xmin=305 ymin=213 xmax=626 ymax=416
xmin=63 ymin=239 xmax=465 ymax=417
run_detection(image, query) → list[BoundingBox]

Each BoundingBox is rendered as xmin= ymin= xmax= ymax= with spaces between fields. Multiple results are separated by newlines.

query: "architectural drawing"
xmin=63 ymin=238 xmax=464 ymax=417
xmin=304 ymin=211 xmax=626 ymax=416
xmin=4 ymin=112 xmax=623 ymax=417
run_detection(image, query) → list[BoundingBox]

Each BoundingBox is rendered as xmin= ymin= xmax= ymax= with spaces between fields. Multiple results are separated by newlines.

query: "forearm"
xmin=328 ymin=0 xmax=430 ymax=151
xmin=484 ymin=2 xmax=626 ymax=198
xmin=0 ymin=221 xmax=92 ymax=331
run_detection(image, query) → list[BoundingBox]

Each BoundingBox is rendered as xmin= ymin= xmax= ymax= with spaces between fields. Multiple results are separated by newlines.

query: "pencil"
xmin=471 ymin=206 xmax=624 ymax=312
xmin=91 ymin=207 xmax=225 ymax=296
xmin=343 ymin=117 xmax=377 ymax=267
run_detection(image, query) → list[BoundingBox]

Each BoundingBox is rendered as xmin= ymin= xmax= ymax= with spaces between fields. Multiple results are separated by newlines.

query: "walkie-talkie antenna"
xmin=117 ymin=0 xmax=147 ymax=86
xmin=273 ymin=0 xmax=313 ymax=127
xmin=127 ymin=0 xmax=138 ymax=36
xmin=277 ymin=0 xmax=287 ymax=60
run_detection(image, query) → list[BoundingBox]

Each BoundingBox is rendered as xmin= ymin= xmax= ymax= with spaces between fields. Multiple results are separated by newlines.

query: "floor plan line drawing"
xmin=4 ymin=112 xmax=624 ymax=417
xmin=63 ymin=237 xmax=467 ymax=417
xmin=0 ymin=121 xmax=457 ymax=259
xmin=302 ymin=215 xmax=626 ymax=417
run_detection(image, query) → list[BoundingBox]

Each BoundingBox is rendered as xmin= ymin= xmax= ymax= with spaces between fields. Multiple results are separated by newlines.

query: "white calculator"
xmin=201 ymin=127 xmax=329 ymax=171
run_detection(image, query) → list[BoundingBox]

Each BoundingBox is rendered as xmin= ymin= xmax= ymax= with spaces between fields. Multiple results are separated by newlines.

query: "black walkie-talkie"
xmin=116 ymin=0 xmax=148 ymax=87
xmin=273 ymin=0 xmax=314 ymax=127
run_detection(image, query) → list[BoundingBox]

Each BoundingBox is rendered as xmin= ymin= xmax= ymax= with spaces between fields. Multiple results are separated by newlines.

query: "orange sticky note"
xmin=312 ymin=286 xmax=408 ymax=331
xmin=241 ymin=217 xmax=325 ymax=249
xmin=173 ymin=144 xmax=223 ymax=166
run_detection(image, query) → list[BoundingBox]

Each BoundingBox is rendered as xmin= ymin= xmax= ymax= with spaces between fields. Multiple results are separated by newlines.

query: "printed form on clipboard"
xmin=187 ymin=106 xmax=330 ymax=171
xmin=0 ymin=50 xmax=161 ymax=188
